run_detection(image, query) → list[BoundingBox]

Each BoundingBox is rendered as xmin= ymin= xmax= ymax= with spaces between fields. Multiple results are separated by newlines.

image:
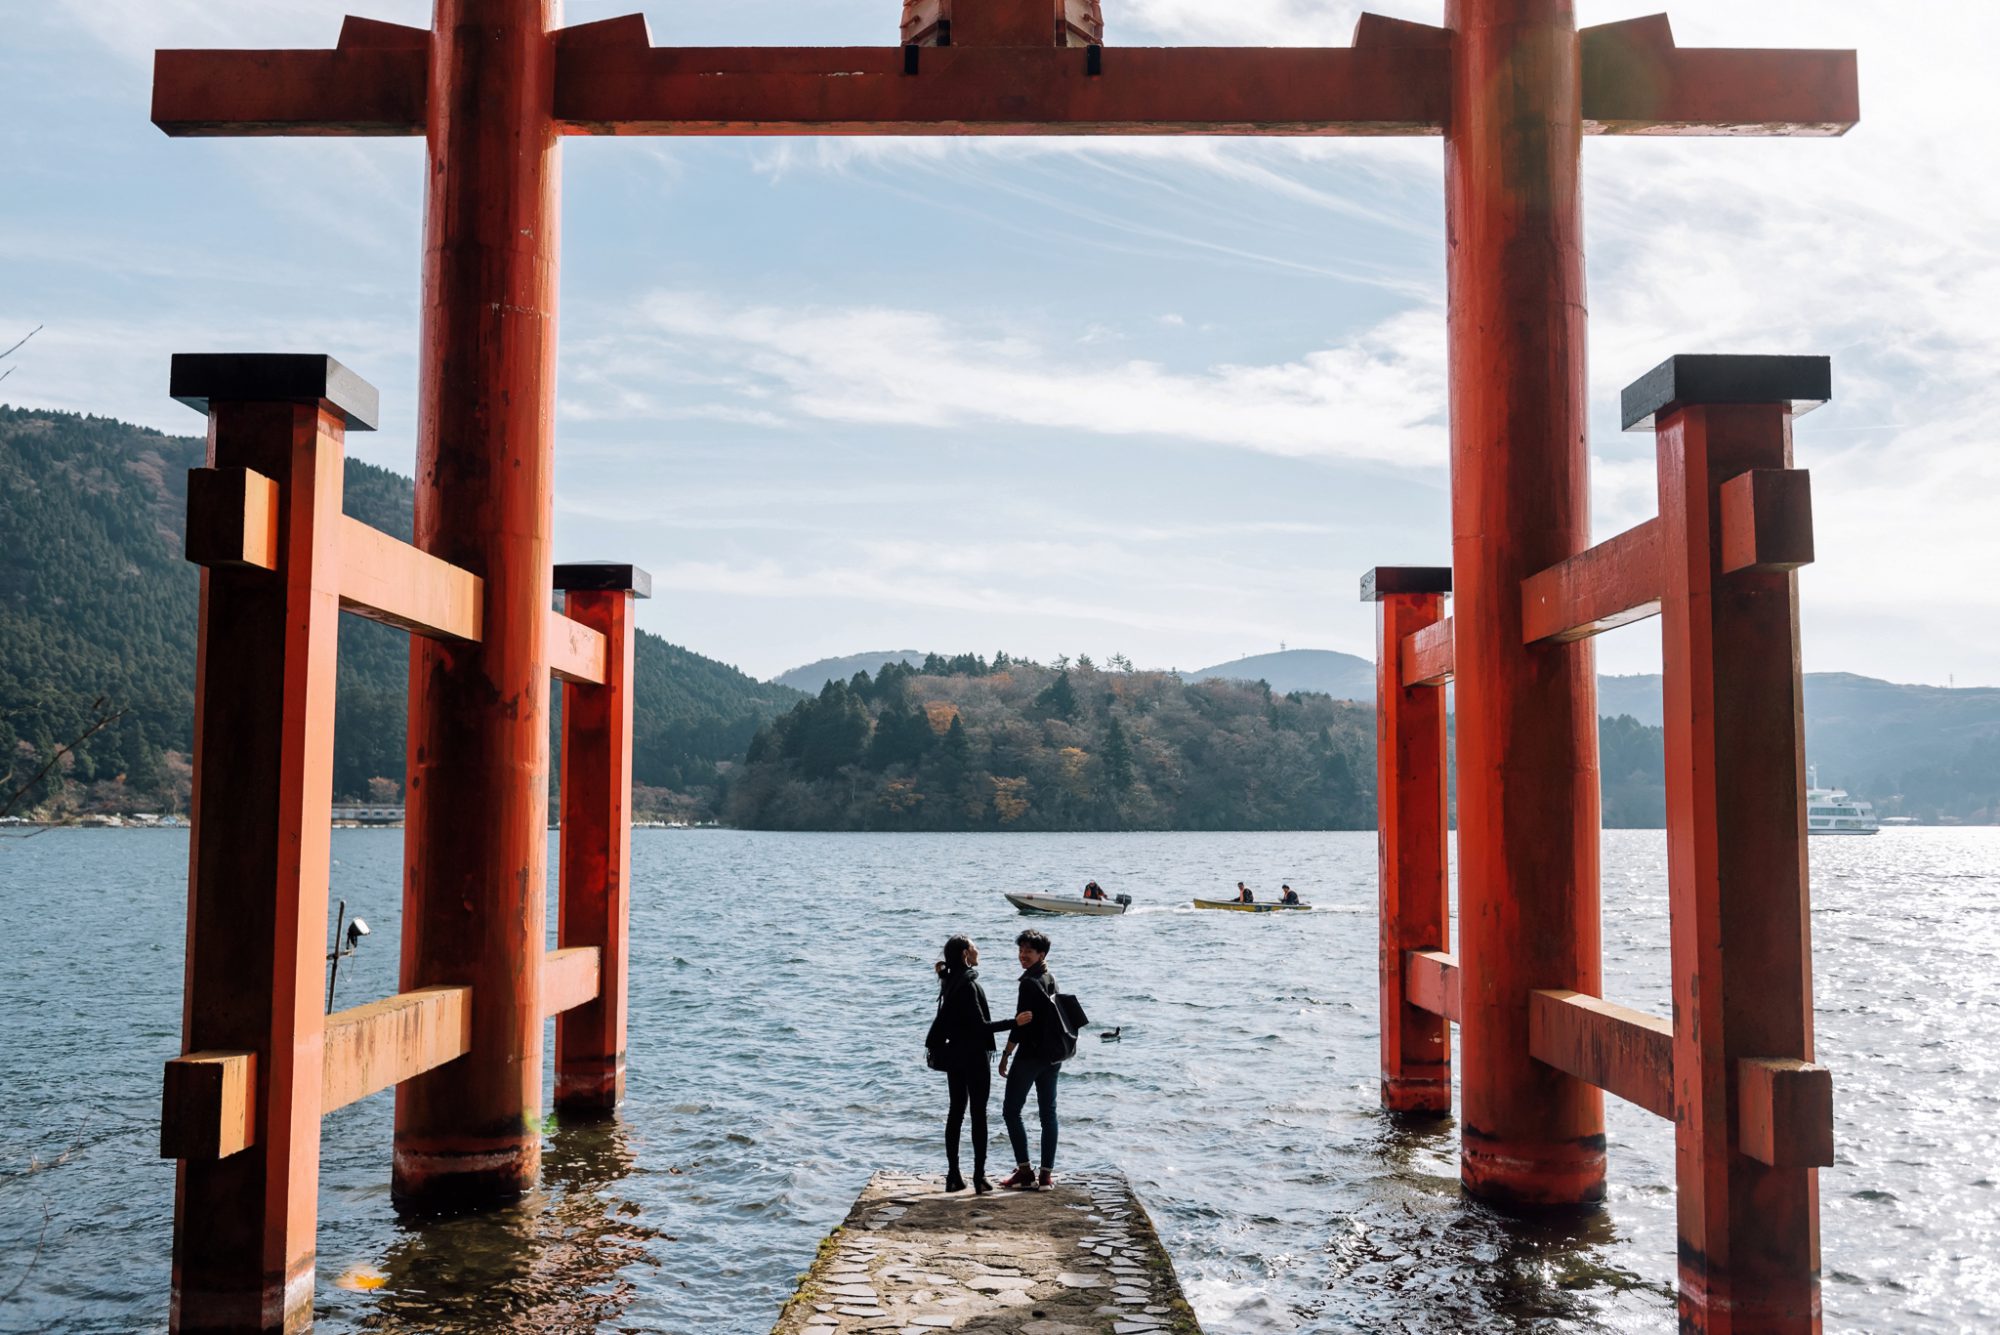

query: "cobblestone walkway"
xmin=772 ymin=1170 xmax=1200 ymax=1335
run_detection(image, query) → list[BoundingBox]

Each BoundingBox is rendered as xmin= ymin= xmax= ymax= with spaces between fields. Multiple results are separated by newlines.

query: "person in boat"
xmin=930 ymin=936 xmax=1033 ymax=1194
xmin=1082 ymin=880 xmax=1106 ymax=901
xmin=997 ymin=928 xmax=1070 ymax=1191
xmin=1235 ymin=881 xmax=1255 ymax=904
xmin=1279 ymin=884 xmax=1301 ymax=906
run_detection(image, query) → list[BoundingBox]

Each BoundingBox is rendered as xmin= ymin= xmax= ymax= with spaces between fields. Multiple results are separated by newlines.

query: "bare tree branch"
xmin=0 ymin=326 xmax=43 ymax=362
xmin=0 ymin=1202 xmax=51 ymax=1308
xmin=0 ymin=697 xmax=127 ymax=822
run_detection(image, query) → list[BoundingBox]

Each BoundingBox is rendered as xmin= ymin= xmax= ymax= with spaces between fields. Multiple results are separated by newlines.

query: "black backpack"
xmin=1038 ymin=971 xmax=1088 ymax=1060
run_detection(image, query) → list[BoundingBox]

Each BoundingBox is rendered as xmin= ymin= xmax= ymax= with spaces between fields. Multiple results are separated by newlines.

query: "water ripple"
xmin=0 ymin=827 xmax=1993 ymax=1332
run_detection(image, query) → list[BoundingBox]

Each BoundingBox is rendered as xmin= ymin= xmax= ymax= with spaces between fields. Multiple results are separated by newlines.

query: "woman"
xmin=931 ymin=936 xmax=1028 ymax=1193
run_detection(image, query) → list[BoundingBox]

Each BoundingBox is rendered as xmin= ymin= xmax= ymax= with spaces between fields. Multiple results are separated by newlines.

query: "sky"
xmin=3 ymin=1 xmax=1996 ymax=686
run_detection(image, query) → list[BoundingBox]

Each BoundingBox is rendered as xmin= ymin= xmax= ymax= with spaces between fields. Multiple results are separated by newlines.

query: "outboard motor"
xmin=1114 ymin=894 xmax=1133 ymax=907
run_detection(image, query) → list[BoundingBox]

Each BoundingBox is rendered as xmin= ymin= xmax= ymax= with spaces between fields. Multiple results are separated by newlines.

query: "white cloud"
xmin=609 ymin=291 xmax=1448 ymax=465
xmin=645 ymin=553 xmax=1297 ymax=644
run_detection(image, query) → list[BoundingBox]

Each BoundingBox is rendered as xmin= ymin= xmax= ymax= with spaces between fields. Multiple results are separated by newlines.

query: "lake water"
xmin=0 ymin=828 xmax=1994 ymax=1333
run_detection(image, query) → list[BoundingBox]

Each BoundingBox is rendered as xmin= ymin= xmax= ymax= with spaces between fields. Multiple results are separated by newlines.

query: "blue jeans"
xmin=1002 ymin=1056 xmax=1061 ymax=1171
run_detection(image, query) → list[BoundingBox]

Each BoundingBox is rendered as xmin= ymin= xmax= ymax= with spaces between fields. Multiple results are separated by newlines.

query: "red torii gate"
xmin=150 ymin=1 xmax=1857 ymax=1331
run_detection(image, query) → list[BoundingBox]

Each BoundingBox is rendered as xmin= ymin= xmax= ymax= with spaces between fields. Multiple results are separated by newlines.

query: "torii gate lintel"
xmin=152 ymin=9 xmax=1857 ymax=140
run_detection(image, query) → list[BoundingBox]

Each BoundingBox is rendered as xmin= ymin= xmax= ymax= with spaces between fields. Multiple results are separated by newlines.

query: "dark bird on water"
xmin=1100 ymin=1026 xmax=1122 ymax=1042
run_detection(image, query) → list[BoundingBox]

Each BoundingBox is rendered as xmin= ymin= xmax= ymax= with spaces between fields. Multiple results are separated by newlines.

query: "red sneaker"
xmin=998 ymin=1166 xmax=1039 ymax=1191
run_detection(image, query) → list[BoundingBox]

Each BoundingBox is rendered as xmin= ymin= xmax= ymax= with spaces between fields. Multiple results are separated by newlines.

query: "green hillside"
xmin=6 ymin=403 xmax=1987 ymax=830
xmin=730 ymin=654 xmax=1378 ymax=832
xmin=0 ymin=406 xmax=800 ymax=820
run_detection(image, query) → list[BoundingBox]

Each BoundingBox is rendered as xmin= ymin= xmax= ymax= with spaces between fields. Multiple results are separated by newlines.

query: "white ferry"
xmin=1807 ymin=768 xmax=1879 ymax=836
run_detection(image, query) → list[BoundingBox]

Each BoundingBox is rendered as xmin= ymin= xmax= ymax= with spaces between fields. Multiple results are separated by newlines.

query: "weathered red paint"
xmin=1526 ymin=989 xmax=1674 ymax=1122
xmin=321 ymin=986 xmax=474 ymax=1116
xmin=394 ymin=0 xmax=563 ymax=1213
xmin=1444 ymin=0 xmax=1605 ymax=1210
xmin=1370 ymin=578 xmax=1452 ymax=1114
xmin=554 ymin=579 xmax=639 ymax=1112
xmin=1579 ymin=17 xmax=1858 ymax=136
xmin=556 ymin=42 xmax=1447 ymax=137
xmin=172 ymin=386 xmax=351 ymax=1333
xmin=152 ymin=27 xmax=1859 ymax=141
xmin=1654 ymin=395 xmax=1825 ymax=1331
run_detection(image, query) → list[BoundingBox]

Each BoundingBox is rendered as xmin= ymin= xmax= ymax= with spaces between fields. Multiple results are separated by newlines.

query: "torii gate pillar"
xmin=1445 ymin=0 xmax=1605 ymax=1207
xmin=394 ymin=0 xmax=563 ymax=1212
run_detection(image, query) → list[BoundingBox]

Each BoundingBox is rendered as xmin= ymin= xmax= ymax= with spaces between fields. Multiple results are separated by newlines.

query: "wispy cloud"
xmin=646 ymin=554 xmax=1295 ymax=644
xmin=597 ymin=291 xmax=1449 ymax=465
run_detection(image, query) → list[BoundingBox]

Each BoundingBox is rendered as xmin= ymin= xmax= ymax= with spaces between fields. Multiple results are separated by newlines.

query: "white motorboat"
xmin=1807 ymin=767 xmax=1879 ymax=836
xmin=1004 ymin=891 xmax=1132 ymax=916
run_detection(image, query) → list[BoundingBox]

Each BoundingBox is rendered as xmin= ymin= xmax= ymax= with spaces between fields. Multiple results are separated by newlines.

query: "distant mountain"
xmin=1596 ymin=671 xmax=2000 ymax=822
xmin=1595 ymin=675 xmax=1664 ymax=726
xmin=1162 ymin=651 xmax=2000 ymax=824
xmin=772 ymin=650 xmax=928 ymax=694
xmin=1185 ymin=649 xmax=1377 ymax=701
xmin=0 ymin=406 xmax=800 ymax=819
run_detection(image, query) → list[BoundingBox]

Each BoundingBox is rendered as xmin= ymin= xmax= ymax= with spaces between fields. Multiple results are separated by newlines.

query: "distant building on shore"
xmin=333 ymin=804 xmax=405 ymax=826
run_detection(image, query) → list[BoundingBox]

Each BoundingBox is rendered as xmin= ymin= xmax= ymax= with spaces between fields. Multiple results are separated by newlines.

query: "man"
xmin=1280 ymin=884 xmax=1301 ymax=906
xmin=1082 ymin=880 xmax=1105 ymax=901
xmin=1236 ymin=881 xmax=1255 ymax=904
xmin=996 ymin=928 xmax=1071 ymax=1190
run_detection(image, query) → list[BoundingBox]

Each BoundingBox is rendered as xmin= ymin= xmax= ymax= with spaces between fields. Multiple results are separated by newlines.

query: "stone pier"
xmin=772 ymin=1171 xmax=1201 ymax=1335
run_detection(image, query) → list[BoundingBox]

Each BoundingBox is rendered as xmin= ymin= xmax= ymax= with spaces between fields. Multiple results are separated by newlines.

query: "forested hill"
xmin=730 ymin=652 xmax=1685 ymax=830
xmin=730 ymin=654 xmax=1378 ymax=832
xmin=0 ymin=406 xmax=800 ymax=819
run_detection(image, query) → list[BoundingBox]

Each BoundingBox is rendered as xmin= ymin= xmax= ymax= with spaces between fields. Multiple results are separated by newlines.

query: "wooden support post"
xmin=1404 ymin=950 xmax=1462 ymax=1026
xmin=165 ymin=353 xmax=376 ymax=1333
xmin=1444 ymin=0 xmax=1605 ymax=1209
xmin=1364 ymin=567 xmax=1453 ymax=1115
xmin=1527 ymin=989 xmax=1674 ymax=1122
xmin=394 ymin=0 xmax=563 ymax=1213
xmin=543 ymin=946 xmax=605 ymax=1020
xmin=1521 ymin=519 xmax=1662 ymax=645
xmin=1632 ymin=353 xmax=1833 ymax=1332
xmin=552 ymin=563 xmax=647 ymax=1113
xmin=1402 ymin=617 xmax=1456 ymax=688
xmin=320 ymin=986 xmax=474 ymax=1117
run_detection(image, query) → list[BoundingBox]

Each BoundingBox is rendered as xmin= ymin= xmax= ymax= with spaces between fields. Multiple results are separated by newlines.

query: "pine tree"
xmin=1036 ymin=670 xmax=1078 ymax=720
xmin=942 ymin=715 xmax=971 ymax=768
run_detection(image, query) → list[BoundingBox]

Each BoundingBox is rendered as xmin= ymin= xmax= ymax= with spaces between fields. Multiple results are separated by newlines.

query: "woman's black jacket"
xmin=934 ymin=966 xmax=1012 ymax=1069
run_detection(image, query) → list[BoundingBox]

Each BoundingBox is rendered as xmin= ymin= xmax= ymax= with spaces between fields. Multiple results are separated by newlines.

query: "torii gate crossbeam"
xmin=150 ymin=2 xmax=1857 ymax=1331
